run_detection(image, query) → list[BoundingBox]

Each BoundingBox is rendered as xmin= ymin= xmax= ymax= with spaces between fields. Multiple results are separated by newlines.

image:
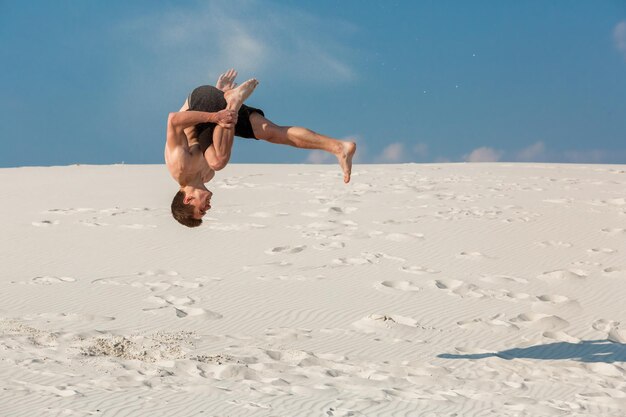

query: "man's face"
xmin=187 ymin=189 xmax=212 ymax=219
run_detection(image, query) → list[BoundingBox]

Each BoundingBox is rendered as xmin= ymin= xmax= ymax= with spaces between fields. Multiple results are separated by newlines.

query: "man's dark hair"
xmin=171 ymin=190 xmax=202 ymax=228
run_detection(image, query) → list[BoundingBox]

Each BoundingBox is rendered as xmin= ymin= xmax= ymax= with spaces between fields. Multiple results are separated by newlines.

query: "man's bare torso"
xmin=164 ymin=99 xmax=216 ymax=186
xmin=164 ymin=140 xmax=215 ymax=185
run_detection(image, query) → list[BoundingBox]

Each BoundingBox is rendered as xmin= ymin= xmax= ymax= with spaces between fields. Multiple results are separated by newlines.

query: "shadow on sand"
xmin=438 ymin=339 xmax=626 ymax=363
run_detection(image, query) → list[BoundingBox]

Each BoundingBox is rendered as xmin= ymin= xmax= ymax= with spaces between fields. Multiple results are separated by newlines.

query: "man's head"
xmin=171 ymin=186 xmax=212 ymax=227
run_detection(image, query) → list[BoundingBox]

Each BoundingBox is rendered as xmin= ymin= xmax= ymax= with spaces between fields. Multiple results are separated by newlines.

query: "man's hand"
xmin=216 ymin=69 xmax=238 ymax=92
xmin=214 ymin=109 xmax=238 ymax=129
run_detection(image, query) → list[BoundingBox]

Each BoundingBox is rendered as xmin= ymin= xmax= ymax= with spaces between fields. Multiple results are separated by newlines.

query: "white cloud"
xmin=115 ymin=1 xmax=357 ymax=86
xmin=377 ymin=142 xmax=406 ymax=163
xmin=614 ymin=21 xmax=626 ymax=58
xmin=110 ymin=1 xmax=360 ymax=154
xmin=464 ymin=146 xmax=502 ymax=162
xmin=220 ymin=26 xmax=269 ymax=74
xmin=515 ymin=141 xmax=546 ymax=162
xmin=306 ymin=150 xmax=334 ymax=164
xmin=369 ymin=141 xmax=428 ymax=163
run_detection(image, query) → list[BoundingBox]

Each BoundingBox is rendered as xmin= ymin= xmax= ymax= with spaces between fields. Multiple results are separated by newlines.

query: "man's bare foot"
xmin=336 ymin=141 xmax=356 ymax=183
xmin=224 ymin=78 xmax=259 ymax=109
xmin=216 ymin=68 xmax=238 ymax=92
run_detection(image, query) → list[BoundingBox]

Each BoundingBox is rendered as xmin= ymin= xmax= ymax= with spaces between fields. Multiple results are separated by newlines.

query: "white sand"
xmin=1 ymin=163 xmax=626 ymax=416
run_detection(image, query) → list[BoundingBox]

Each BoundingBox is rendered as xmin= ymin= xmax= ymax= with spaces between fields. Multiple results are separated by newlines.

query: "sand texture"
xmin=1 ymin=163 xmax=626 ymax=416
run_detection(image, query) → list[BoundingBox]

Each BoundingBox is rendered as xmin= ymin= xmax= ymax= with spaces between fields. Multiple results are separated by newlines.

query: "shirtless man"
xmin=165 ymin=70 xmax=357 ymax=227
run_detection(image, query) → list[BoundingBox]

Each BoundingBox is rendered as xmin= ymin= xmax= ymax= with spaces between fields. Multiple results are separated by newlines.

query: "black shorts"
xmin=187 ymin=85 xmax=265 ymax=154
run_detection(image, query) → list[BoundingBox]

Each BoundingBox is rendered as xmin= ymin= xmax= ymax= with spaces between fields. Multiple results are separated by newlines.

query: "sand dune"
xmin=1 ymin=163 xmax=625 ymax=416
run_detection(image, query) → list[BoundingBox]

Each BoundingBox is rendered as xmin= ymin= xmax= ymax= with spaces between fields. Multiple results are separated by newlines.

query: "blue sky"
xmin=1 ymin=0 xmax=625 ymax=167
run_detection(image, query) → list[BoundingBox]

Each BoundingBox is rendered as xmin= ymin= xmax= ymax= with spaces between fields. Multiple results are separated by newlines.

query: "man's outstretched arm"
xmin=166 ymin=110 xmax=235 ymax=155
xmin=168 ymin=110 xmax=236 ymax=131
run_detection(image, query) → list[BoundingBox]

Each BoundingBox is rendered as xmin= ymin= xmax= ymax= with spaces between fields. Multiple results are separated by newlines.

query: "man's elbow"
xmin=167 ymin=113 xmax=185 ymax=134
xmin=167 ymin=112 xmax=179 ymax=127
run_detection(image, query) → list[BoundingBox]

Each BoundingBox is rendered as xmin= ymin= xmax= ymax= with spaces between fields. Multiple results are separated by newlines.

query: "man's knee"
xmin=250 ymin=113 xmax=282 ymax=140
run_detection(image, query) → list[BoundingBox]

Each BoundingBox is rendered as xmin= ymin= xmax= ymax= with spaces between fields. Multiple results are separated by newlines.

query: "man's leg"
xmin=204 ymin=79 xmax=259 ymax=170
xmin=249 ymin=113 xmax=356 ymax=183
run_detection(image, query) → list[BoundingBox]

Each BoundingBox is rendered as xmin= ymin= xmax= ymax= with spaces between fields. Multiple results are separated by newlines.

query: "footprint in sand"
xmin=14 ymin=382 xmax=79 ymax=398
xmin=601 ymin=228 xmax=626 ymax=236
xmin=587 ymin=248 xmax=617 ymax=255
xmin=602 ymin=267 xmax=626 ymax=278
xmin=400 ymin=265 xmax=439 ymax=275
xmin=537 ymin=269 xmax=588 ymax=281
xmin=312 ymin=241 xmax=346 ymax=251
xmin=510 ymin=312 xmax=569 ymax=331
xmin=592 ymin=318 xmax=619 ymax=332
xmin=265 ymin=245 xmax=307 ymax=255
xmin=589 ymin=198 xmax=626 ymax=207
xmin=99 ymin=207 xmax=151 ymax=217
xmin=33 ymin=276 xmax=75 ymax=284
xmin=226 ymin=400 xmax=271 ymax=411
xmin=16 ymin=276 xmax=76 ymax=285
xmin=79 ymin=219 xmax=109 ymax=227
xmin=332 ymin=257 xmax=371 ymax=266
xmin=332 ymin=252 xmax=405 ymax=267
xmin=143 ymin=295 xmax=222 ymax=319
xmin=44 ymin=208 xmax=95 ymax=215
xmin=430 ymin=279 xmax=484 ymax=298
xmin=456 ymin=251 xmax=491 ymax=260
xmin=480 ymin=275 xmax=528 ymax=285
xmin=143 ymin=279 xmax=203 ymax=292
xmin=92 ymin=270 xmax=207 ymax=292
xmin=430 ymin=279 xmax=531 ymax=302
xmin=535 ymin=294 xmax=574 ymax=304
xmin=374 ymin=218 xmax=421 ymax=225
xmin=323 ymin=206 xmax=358 ymax=215
xmin=542 ymin=331 xmax=580 ymax=343
xmin=459 ymin=313 xmax=569 ymax=332
xmin=608 ymin=327 xmax=626 ymax=344
xmin=374 ymin=280 xmax=421 ymax=292
xmin=536 ymin=241 xmax=573 ymax=248
xmin=324 ymin=407 xmax=360 ymax=417
xmin=591 ymin=319 xmax=626 ymax=343
xmin=99 ymin=207 xmax=124 ymax=215
xmin=457 ymin=315 xmax=520 ymax=331
xmin=32 ymin=220 xmax=59 ymax=227
xmin=352 ymin=313 xmax=434 ymax=335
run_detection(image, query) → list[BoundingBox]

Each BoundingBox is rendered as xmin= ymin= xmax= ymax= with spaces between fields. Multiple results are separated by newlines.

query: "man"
xmin=165 ymin=69 xmax=356 ymax=227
